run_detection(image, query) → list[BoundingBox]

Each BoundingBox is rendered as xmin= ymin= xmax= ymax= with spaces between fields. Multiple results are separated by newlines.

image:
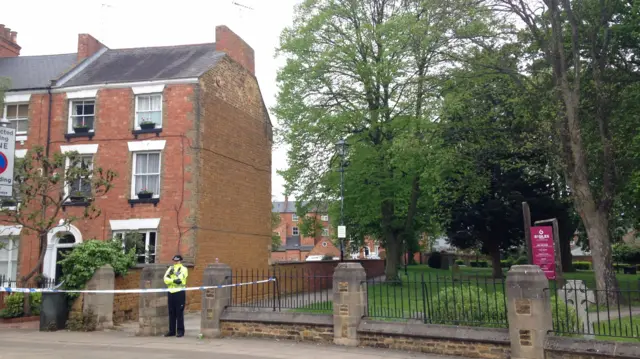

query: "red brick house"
xmin=271 ymin=198 xmax=382 ymax=262
xmin=0 ymin=24 xmax=272 ymax=294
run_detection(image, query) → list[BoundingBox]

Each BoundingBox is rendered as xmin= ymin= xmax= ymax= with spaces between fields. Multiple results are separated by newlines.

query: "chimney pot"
xmin=10 ymin=31 xmax=17 ymax=43
xmin=0 ymin=24 xmax=21 ymax=57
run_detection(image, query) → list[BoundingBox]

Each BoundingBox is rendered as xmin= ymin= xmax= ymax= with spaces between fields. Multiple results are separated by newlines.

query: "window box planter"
xmin=137 ymin=192 xmax=153 ymax=199
xmin=73 ymin=126 xmax=90 ymax=134
xmin=69 ymin=193 xmax=88 ymax=202
xmin=139 ymin=122 xmax=156 ymax=130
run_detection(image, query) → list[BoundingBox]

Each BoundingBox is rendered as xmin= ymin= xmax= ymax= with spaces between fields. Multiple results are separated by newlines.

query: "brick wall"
xmin=113 ymin=268 xmax=141 ymax=323
xmin=220 ymin=310 xmax=333 ymax=343
xmin=189 ymin=56 xmax=272 ymax=310
xmin=14 ymin=84 xmax=199 ymax=281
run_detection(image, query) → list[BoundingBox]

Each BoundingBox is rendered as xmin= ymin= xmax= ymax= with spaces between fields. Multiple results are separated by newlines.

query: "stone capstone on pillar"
xmin=138 ymin=264 xmax=170 ymax=336
xmin=506 ymin=265 xmax=553 ymax=359
xmin=332 ymin=262 xmax=367 ymax=346
xmin=201 ymin=263 xmax=232 ymax=338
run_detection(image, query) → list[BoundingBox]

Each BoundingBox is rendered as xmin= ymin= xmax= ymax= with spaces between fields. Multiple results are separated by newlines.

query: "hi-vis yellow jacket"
xmin=163 ymin=263 xmax=188 ymax=293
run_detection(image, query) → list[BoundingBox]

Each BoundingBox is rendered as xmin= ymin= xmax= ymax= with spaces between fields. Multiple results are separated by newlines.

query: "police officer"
xmin=163 ymin=254 xmax=188 ymax=337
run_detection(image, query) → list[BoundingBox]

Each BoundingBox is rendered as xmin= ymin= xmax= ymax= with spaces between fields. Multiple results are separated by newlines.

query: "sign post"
xmin=531 ymin=219 xmax=564 ymax=285
xmin=0 ymin=124 xmax=16 ymax=197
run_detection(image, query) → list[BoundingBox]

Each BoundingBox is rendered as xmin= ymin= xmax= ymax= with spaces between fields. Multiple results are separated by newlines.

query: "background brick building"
xmin=0 ymin=24 xmax=272 ymax=308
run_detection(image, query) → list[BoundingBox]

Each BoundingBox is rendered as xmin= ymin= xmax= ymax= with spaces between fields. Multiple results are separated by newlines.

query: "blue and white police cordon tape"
xmin=0 ymin=278 xmax=276 ymax=294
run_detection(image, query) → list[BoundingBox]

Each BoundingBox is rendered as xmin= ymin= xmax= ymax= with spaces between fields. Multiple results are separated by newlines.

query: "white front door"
xmin=43 ymin=224 xmax=82 ymax=282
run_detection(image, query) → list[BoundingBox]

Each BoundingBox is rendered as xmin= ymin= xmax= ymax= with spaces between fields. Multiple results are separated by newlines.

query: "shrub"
xmin=58 ymin=238 xmax=137 ymax=300
xmin=500 ymin=259 xmax=513 ymax=268
xmin=427 ymin=285 xmax=580 ymax=330
xmin=455 ymin=259 xmax=465 ymax=265
xmin=0 ymin=293 xmax=43 ymax=318
xmin=470 ymin=260 xmax=489 ymax=268
xmin=427 ymin=285 xmax=506 ymax=327
xmin=612 ymin=243 xmax=640 ymax=265
xmin=514 ymin=256 xmax=528 ymax=265
xmin=572 ymin=261 xmax=592 ymax=270
xmin=427 ymin=252 xmax=443 ymax=269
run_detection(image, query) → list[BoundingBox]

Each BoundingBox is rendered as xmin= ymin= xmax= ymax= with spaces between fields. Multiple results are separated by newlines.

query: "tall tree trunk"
xmin=559 ymin=236 xmax=574 ymax=272
xmin=489 ymin=244 xmax=503 ymax=279
xmin=384 ymin=234 xmax=400 ymax=282
xmin=580 ymin=202 xmax=618 ymax=298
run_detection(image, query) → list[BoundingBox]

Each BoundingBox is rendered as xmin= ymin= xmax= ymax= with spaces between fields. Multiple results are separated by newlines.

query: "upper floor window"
xmin=69 ymin=100 xmax=95 ymax=133
xmin=133 ymin=152 xmax=161 ymax=198
xmin=67 ymin=155 xmax=94 ymax=199
xmin=292 ymin=213 xmax=299 ymax=221
xmin=322 ymin=228 xmax=329 ymax=237
xmin=292 ymin=226 xmax=299 ymax=236
xmin=3 ymin=103 xmax=29 ymax=135
xmin=135 ymin=94 xmax=162 ymax=129
xmin=321 ymin=215 xmax=329 ymax=222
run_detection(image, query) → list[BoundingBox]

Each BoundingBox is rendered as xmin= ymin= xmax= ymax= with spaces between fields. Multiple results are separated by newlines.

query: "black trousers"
xmin=167 ymin=290 xmax=186 ymax=335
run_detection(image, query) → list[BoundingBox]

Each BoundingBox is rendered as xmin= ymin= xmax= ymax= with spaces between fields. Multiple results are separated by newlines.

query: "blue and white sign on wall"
xmin=0 ymin=126 xmax=16 ymax=197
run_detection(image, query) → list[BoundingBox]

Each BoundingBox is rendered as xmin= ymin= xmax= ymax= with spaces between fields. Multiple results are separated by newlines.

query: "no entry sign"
xmin=530 ymin=226 xmax=556 ymax=280
xmin=0 ymin=126 xmax=16 ymax=196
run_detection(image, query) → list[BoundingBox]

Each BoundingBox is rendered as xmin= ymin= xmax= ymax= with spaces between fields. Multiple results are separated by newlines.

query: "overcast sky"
xmin=4 ymin=0 xmax=296 ymax=200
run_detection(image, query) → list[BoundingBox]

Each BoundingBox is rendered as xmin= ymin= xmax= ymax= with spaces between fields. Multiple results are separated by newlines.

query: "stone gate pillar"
xmin=506 ymin=265 xmax=553 ymax=359
xmin=332 ymin=262 xmax=367 ymax=346
xmin=200 ymin=263 xmax=232 ymax=338
xmin=83 ymin=264 xmax=115 ymax=330
xmin=138 ymin=264 xmax=169 ymax=336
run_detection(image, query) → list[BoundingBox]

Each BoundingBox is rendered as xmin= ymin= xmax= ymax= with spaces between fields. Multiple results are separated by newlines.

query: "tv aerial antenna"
xmin=231 ymin=1 xmax=255 ymax=20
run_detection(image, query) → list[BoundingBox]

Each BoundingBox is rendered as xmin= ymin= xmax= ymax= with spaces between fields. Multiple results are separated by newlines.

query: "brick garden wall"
xmin=220 ymin=310 xmax=333 ymax=343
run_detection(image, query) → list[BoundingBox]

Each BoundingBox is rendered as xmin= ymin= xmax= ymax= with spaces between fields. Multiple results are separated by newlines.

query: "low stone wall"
xmin=113 ymin=268 xmax=141 ymax=324
xmin=220 ymin=309 xmax=333 ymax=343
xmin=545 ymin=336 xmax=640 ymax=359
xmin=358 ymin=320 xmax=510 ymax=359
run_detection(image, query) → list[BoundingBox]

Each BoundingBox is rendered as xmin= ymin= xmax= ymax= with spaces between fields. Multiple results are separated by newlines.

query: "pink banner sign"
xmin=531 ymin=226 xmax=556 ymax=280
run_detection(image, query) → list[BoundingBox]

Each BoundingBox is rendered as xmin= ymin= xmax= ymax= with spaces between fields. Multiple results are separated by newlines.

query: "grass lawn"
xmin=593 ymin=315 xmax=640 ymax=342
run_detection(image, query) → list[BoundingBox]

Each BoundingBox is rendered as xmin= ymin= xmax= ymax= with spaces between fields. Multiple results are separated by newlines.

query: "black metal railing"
xmin=550 ymin=280 xmax=640 ymax=340
xmin=0 ymin=276 xmax=57 ymax=289
xmin=366 ymin=273 xmax=508 ymax=328
xmin=228 ymin=268 xmax=333 ymax=312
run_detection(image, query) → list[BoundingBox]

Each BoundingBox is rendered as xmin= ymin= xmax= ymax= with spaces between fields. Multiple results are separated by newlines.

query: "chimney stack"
xmin=77 ymin=33 xmax=106 ymax=62
xmin=0 ymin=24 xmax=21 ymax=58
xmin=215 ymin=25 xmax=255 ymax=76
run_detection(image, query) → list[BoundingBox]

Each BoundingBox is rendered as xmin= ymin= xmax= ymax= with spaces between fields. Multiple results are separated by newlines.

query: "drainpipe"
xmin=39 ymin=86 xmax=53 ymax=277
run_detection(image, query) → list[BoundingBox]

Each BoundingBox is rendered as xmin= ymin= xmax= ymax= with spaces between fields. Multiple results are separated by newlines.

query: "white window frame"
xmin=321 ymin=215 xmax=329 ymax=221
xmin=0 ymin=236 xmax=19 ymax=285
xmin=3 ymin=103 xmax=29 ymax=135
xmin=134 ymin=94 xmax=163 ymax=129
xmin=64 ymin=154 xmax=94 ymax=200
xmin=113 ymin=229 xmax=157 ymax=264
xmin=67 ymin=99 xmax=96 ymax=133
xmin=321 ymin=227 xmax=329 ymax=237
xmin=131 ymin=151 xmax=162 ymax=199
xmin=292 ymin=214 xmax=298 ymax=221
xmin=292 ymin=226 xmax=299 ymax=236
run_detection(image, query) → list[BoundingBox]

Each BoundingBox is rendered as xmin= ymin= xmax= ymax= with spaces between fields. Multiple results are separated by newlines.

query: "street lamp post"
xmin=335 ymin=139 xmax=349 ymax=262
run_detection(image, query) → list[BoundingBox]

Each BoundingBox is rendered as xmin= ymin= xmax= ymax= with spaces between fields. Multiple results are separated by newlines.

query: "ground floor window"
xmin=113 ymin=230 xmax=157 ymax=264
xmin=0 ymin=237 xmax=18 ymax=284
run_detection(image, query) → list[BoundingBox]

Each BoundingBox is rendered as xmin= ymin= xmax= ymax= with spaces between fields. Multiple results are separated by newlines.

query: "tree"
xmin=437 ymin=54 xmax=576 ymax=278
xmin=271 ymin=211 xmax=282 ymax=251
xmin=485 ymin=0 xmax=640 ymax=293
xmin=274 ymin=0 xmax=489 ymax=280
xmin=0 ymin=146 xmax=116 ymax=285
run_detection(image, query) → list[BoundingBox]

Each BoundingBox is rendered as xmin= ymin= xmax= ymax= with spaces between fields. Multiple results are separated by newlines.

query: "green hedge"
xmin=427 ymin=285 xmax=579 ymax=330
xmin=455 ymin=259 xmax=465 ymax=265
xmin=573 ymin=261 xmax=592 ymax=270
xmin=500 ymin=259 xmax=513 ymax=268
xmin=470 ymin=260 xmax=489 ymax=268
xmin=514 ymin=256 xmax=528 ymax=265
xmin=0 ymin=292 xmax=42 ymax=318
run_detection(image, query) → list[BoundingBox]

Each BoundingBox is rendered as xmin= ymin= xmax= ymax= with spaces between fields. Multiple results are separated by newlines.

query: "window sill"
xmin=132 ymin=128 xmax=162 ymax=138
xmin=0 ymin=206 xmax=17 ymax=211
xmin=65 ymin=132 xmax=95 ymax=141
xmin=133 ymin=262 xmax=194 ymax=269
xmin=62 ymin=201 xmax=91 ymax=209
xmin=128 ymin=198 xmax=160 ymax=207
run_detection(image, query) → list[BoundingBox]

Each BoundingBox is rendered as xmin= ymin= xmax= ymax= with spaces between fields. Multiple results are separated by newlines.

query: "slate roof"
xmin=62 ymin=43 xmax=225 ymax=87
xmin=0 ymin=53 xmax=77 ymax=90
xmin=272 ymin=200 xmax=328 ymax=213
